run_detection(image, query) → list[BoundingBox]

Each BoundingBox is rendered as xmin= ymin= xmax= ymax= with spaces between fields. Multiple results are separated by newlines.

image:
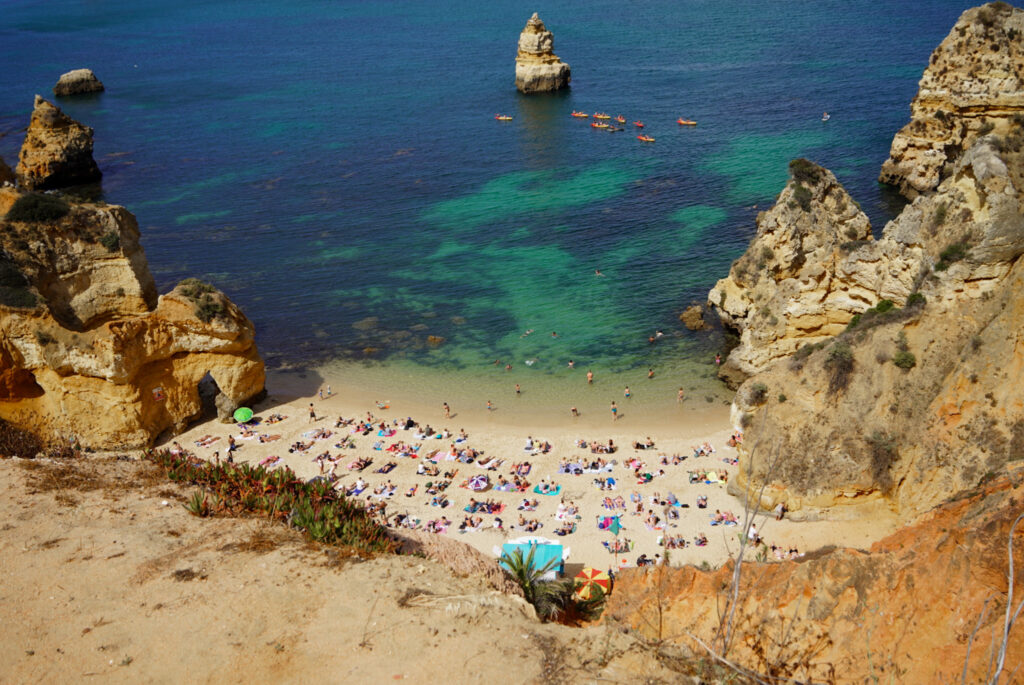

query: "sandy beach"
xmin=169 ymin=367 xmax=903 ymax=573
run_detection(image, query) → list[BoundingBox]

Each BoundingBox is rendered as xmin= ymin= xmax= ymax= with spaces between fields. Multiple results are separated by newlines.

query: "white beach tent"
xmin=493 ymin=535 xmax=570 ymax=581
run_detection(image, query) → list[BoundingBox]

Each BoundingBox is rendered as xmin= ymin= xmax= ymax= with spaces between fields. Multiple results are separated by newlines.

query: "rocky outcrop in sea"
xmin=53 ymin=68 xmax=105 ymax=97
xmin=0 ymin=101 xmax=264 ymax=449
xmin=514 ymin=13 xmax=571 ymax=94
xmin=16 ymin=96 xmax=102 ymax=190
xmin=880 ymin=2 xmax=1024 ymax=197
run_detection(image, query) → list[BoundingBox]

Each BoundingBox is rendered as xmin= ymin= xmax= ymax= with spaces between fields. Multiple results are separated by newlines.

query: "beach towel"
xmin=533 ymin=485 xmax=561 ymax=496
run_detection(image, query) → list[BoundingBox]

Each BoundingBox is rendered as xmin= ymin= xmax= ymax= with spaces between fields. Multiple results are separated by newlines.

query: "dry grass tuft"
xmin=171 ymin=568 xmax=207 ymax=582
xmin=220 ymin=522 xmax=297 ymax=555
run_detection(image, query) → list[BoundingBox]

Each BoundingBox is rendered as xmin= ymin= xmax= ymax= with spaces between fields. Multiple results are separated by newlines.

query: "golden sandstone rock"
xmin=0 ymin=101 xmax=264 ymax=449
xmin=707 ymin=3 xmax=1024 ymax=515
xmin=16 ymin=96 xmax=102 ymax=190
xmin=880 ymin=3 xmax=1024 ymax=197
xmin=515 ymin=13 xmax=571 ymax=94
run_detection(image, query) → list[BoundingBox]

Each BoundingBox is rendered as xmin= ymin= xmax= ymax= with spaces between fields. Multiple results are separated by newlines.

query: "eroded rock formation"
xmin=515 ymin=13 xmax=571 ymax=94
xmin=880 ymin=3 xmax=1024 ymax=198
xmin=53 ymin=69 xmax=105 ymax=97
xmin=605 ymin=472 xmax=1024 ymax=683
xmin=16 ymin=96 xmax=102 ymax=190
xmin=0 ymin=103 xmax=264 ymax=448
xmin=707 ymin=161 xmax=878 ymax=386
xmin=706 ymin=3 xmax=1024 ymax=514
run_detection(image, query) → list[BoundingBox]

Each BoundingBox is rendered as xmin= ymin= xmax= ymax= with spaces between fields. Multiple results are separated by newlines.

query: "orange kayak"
xmin=571 ymin=111 xmax=589 ymax=118
xmin=677 ymin=118 xmax=697 ymax=126
xmin=637 ymin=135 xmax=655 ymax=142
xmin=594 ymin=113 xmax=611 ymax=120
xmin=633 ymin=121 xmax=644 ymax=128
xmin=591 ymin=122 xmax=610 ymax=129
xmin=495 ymin=114 xmax=513 ymax=121
xmin=614 ymin=115 xmax=626 ymax=123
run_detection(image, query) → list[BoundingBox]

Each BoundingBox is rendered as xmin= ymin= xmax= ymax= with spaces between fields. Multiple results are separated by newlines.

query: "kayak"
xmin=495 ymin=114 xmax=513 ymax=121
xmin=677 ymin=118 xmax=697 ymax=126
xmin=594 ymin=113 xmax=611 ymax=119
xmin=637 ymin=135 xmax=655 ymax=142
xmin=591 ymin=122 xmax=610 ymax=129
xmin=633 ymin=121 xmax=644 ymax=128
xmin=571 ymin=111 xmax=589 ymax=118
xmin=614 ymin=115 xmax=626 ymax=123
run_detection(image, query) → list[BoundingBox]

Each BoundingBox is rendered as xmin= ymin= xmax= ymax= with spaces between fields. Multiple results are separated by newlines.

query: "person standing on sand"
xmin=611 ymin=401 xmax=618 ymax=420
xmin=677 ymin=387 xmax=685 ymax=403
xmin=443 ymin=402 xmax=451 ymax=419
xmin=624 ymin=386 xmax=631 ymax=399
xmin=587 ymin=370 xmax=594 ymax=384
xmin=647 ymin=368 xmax=654 ymax=379
xmin=487 ymin=400 xmax=494 ymax=411
xmin=515 ymin=383 xmax=521 ymax=396
xmin=571 ymin=406 xmax=579 ymax=417
xmin=308 ymin=403 xmax=316 ymax=423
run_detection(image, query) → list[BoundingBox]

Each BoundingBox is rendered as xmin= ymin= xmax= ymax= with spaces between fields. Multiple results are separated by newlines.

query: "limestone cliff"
xmin=605 ymin=471 xmax=1024 ymax=683
xmin=880 ymin=2 xmax=1024 ymax=198
xmin=723 ymin=132 xmax=1024 ymax=515
xmin=53 ymin=68 xmax=105 ymax=97
xmin=707 ymin=161 xmax=878 ymax=386
xmin=515 ymin=13 xmax=571 ymax=94
xmin=16 ymin=96 xmax=102 ymax=190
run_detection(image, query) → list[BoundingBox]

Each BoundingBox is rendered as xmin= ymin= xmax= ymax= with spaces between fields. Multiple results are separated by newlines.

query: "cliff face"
xmin=16 ymin=96 xmax=102 ymax=190
xmin=880 ymin=3 xmax=1024 ymax=198
xmin=708 ymin=162 xmax=877 ymax=386
xmin=604 ymin=472 xmax=1024 ymax=684
xmin=0 ymin=102 xmax=264 ymax=449
xmin=515 ymin=13 xmax=571 ymax=94
xmin=706 ymin=2 xmax=1024 ymax=515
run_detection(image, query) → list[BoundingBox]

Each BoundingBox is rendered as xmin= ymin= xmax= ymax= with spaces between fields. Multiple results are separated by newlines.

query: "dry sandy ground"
xmin=0 ymin=456 xmax=690 ymax=684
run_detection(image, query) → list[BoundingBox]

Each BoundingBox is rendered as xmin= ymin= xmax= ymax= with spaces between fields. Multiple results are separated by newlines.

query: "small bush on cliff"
xmin=793 ymin=184 xmax=813 ymax=212
xmin=5 ymin=193 xmax=70 ymax=223
xmin=194 ymin=294 xmax=226 ymax=323
xmin=177 ymin=279 xmax=226 ymax=323
xmin=865 ymin=430 xmax=898 ymax=491
xmin=935 ymin=242 xmax=969 ymax=271
xmin=178 ymin=278 xmax=217 ymax=299
xmin=99 ymin=231 xmax=120 ymax=252
xmin=825 ymin=341 xmax=854 ymax=393
xmin=0 ymin=286 xmax=37 ymax=309
xmin=893 ymin=350 xmax=917 ymax=370
xmin=748 ymin=382 xmax=768 ymax=405
xmin=789 ymin=158 xmax=824 ymax=186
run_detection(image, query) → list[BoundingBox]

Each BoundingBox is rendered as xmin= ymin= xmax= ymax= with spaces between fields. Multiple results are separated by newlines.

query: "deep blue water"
xmin=0 ymin=0 xmax=974 ymax=379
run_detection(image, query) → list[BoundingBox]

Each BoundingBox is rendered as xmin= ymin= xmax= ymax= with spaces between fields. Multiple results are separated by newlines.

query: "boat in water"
xmin=677 ymin=118 xmax=697 ymax=126
xmin=593 ymin=112 xmax=611 ymax=120
xmin=591 ymin=122 xmax=610 ymax=129
xmin=614 ymin=115 xmax=626 ymax=124
xmin=637 ymin=134 xmax=655 ymax=142
xmin=494 ymin=114 xmax=513 ymax=121
xmin=571 ymin=111 xmax=589 ymax=118
xmin=633 ymin=121 xmax=644 ymax=128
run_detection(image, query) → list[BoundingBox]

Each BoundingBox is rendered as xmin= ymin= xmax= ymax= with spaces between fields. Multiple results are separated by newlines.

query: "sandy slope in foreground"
xmin=0 ymin=456 xmax=681 ymax=684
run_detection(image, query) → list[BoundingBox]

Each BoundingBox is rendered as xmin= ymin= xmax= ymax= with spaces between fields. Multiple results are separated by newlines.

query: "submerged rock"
xmin=679 ymin=304 xmax=705 ymax=330
xmin=879 ymin=3 xmax=1024 ymax=198
xmin=16 ymin=96 xmax=102 ymax=190
xmin=515 ymin=13 xmax=571 ymax=94
xmin=53 ymin=68 xmax=105 ymax=97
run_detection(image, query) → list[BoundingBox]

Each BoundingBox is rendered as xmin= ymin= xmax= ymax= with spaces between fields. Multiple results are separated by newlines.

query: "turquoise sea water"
xmin=0 ymin=1 xmax=974 ymax=405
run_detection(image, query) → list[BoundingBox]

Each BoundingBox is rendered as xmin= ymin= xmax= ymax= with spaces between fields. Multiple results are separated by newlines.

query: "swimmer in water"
xmin=587 ymin=370 xmax=594 ymax=384
xmin=595 ymin=269 xmax=604 ymax=277
xmin=568 ymin=359 xmax=575 ymax=369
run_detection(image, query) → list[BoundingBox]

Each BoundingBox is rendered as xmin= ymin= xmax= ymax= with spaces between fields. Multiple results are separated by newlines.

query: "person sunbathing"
xmin=695 ymin=533 xmax=708 ymax=546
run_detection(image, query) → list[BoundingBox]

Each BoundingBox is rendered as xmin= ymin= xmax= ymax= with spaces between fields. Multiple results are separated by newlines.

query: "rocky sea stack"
xmin=0 ymin=100 xmax=265 ymax=449
xmin=16 ymin=96 xmax=102 ymax=190
xmin=53 ymin=68 xmax=105 ymax=97
xmin=515 ymin=13 xmax=571 ymax=94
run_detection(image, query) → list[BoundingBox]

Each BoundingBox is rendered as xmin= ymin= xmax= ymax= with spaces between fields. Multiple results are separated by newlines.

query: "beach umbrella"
xmin=574 ymin=567 xmax=611 ymax=600
xmin=606 ymin=516 xmax=622 ymax=536
xmin=468 ymin=474 xmax=489 ymax=491
xmin=233 ymin=407 xmax=254 ymax=423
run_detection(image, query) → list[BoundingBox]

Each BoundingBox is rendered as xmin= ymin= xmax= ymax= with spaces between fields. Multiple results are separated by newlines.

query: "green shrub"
xmin=936 ymin=242 xmax=969 ymax=271
xmin=749 ymin=382 xmax=768 ymax=405
xmin=874 ymin=299 xmax=894 ymax=314
xmin=99 ymin=231 xmax=120 ymax=252
xmin=933 ymin=203 xmax=948 ymax=226
xmin=778 ymin=393 xmax=787 ymax=403
xmin=789 ymin=158 xmax=824 ymax=186
xmin=5 ymin=193 xmax=70 ymax=223
xmin=907 ymin=292 xmax=926 ymax=308
xmin=178 ymin=278 xmax=217 ymax=299
xmin=194 ymin=294 xmax=226 ymax=323
xmin=793 ymin=184 xmax=812 ymax=212
xmin=825 ymin=341 xmax=854 ymax=393
xmin=893 ymin=350 xmax=917 ymax=369
xmin=0 ymin=286 xmax=37 ymax=309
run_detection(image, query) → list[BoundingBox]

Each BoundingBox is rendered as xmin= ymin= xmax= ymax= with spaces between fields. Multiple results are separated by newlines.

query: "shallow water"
xmin=0 ymin=0 xmax=972 ymax=403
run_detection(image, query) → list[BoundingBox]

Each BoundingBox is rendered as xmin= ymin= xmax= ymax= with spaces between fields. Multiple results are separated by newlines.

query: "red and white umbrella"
xmin=574 ymin=567 xmax=611 ymax=600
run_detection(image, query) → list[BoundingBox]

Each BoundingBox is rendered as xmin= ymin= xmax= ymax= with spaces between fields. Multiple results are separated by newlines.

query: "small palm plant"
xmin=498 ymin=546 xmax=565 ymax=619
